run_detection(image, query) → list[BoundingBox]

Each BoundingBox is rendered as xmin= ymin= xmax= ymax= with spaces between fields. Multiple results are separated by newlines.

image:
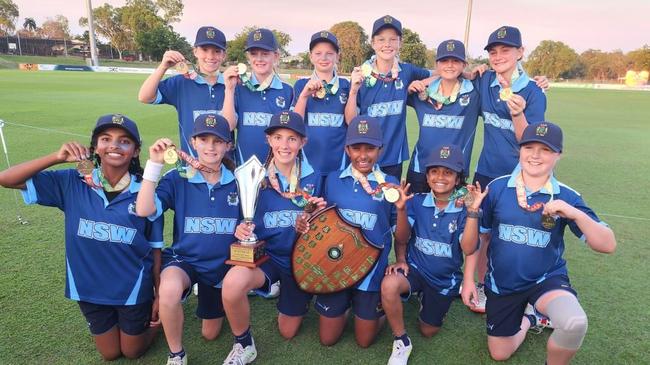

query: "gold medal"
xmin=315 ymin=87 xmax=327 ymax=99
xmin=175 ymin=62 xmax=189 ymax=74
xmin=383 ymin=187 xmax=400 ymax=203
xmin=304 ymin=202 xmax=318 ymax=214
xmin=541 ymin=214 xmax=556 ymax=230
xmin=76 ymin=159 xmax=95 ymax=176
xmin=418 ymin=90 xmax=428 ymax=101
xmin=237 ymin=63 xmax=247 ymax=75
xmin=499 ymin=87 xmax=513 ymax=101
xmin=163 ymin=148 xmax=178 ymax=165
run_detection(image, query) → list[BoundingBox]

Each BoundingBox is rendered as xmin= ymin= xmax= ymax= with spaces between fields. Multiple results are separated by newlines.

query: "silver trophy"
xmin=226 ymin=156 xmax=269 ymax=267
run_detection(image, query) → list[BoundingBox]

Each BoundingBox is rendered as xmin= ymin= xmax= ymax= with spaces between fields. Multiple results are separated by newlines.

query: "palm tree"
xmin=23 ymin=17 xmax=36 ymax=32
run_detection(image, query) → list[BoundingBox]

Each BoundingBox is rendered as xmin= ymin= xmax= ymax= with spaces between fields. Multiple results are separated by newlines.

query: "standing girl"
xmin=138 ymin=26 xmax=235 ymax=155
xmin=292 ymin=31 xmax=350 ymax=176
xmin=136 ymin=113 xmax=239 ymax=365
xmin=221 ymin=111 xmax=323 ymax=365
xmin=0 ymin=114 xmax=163 ymax=361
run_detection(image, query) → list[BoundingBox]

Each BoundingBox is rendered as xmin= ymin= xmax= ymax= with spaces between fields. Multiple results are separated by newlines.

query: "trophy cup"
xmin=225 ymin=156 xmax=269 ymax=268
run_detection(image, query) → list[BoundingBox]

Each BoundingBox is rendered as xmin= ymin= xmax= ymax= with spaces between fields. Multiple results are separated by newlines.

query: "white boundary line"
xmin=600 ymin=213 xmax=650 ymax=222
xmin=2 ymin=120 xmax=87 ymax=137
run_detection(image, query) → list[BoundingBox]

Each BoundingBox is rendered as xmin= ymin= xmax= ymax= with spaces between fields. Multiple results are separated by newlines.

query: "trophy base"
xmin=226 ymin=240 xmax=269 ymax=268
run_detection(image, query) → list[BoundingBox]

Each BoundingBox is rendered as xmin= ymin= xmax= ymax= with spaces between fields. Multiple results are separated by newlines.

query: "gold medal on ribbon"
xmin=175 ymin=62 xmax=189 ymax=74
xmin=76 ymin=159 xmax=95 ymax=176
xmin=237 ymin=63 xmax=247 ymax=75
xmin=541 ymin=214 xmax=556 ymax=230
xmin=499 ymin=88 xmax=513 ymax=101
xmin=383 ymin=187 xmax=400 ymax=203
xmin=315 ymin=87 xmax=327 ymax=99
xmin=163 ymin=147 xmax=179 ymax=165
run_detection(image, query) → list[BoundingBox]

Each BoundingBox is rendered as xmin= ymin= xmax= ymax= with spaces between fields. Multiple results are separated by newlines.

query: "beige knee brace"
xmin=545 ymin=295 xmax=588 ymax=349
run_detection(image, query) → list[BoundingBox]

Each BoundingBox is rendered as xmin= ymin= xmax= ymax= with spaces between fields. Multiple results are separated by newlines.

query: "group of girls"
xmin=0 ymin=15 xmax=616 ymax=365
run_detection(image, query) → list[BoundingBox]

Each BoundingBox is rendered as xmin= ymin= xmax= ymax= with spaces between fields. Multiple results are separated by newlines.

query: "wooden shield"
xmin=292 ymin=205 xmax=380 ymax=294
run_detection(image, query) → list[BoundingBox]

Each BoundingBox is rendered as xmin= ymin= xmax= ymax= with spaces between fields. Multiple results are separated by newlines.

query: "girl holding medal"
xmin=469 ymin=122 xmax=615 ymax=364
xmin=0 ymin=114 xmax=163 ymax=361
xmin=304 ymin=116 xmax=410 ymax=348
xmin=380 ymin=144 xmax=487 ymax=364
xmin=292 ymin=31 xmax=350 ymax=176
xmin=220 ymin=111 xmax=324 ymax=365
xmin=138 ymin=26 xmax=235 ymax=155
xmin=221 ymin=28 xmax=294 ymax=164
xmin=136 ymin=113 xmax=239 ymax=365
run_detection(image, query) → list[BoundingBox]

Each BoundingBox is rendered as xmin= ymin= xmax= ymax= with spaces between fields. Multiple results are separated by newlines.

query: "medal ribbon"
xmin=78 ymin=158 xmax=130 ymax=192
xmin=361 ymin=55 xmax=400 ymax=87
xmin=165 ymin=146 xmax=218 ymax=179
xmin=312 ymin=72 xmax=340 ymax=96
xmin=350 ymin=167 xmax=390 ymax=196
xmin=240 ymin=71 xmax=275 ymax=92
xmin=425 ymin=80 xmax=461 ymax=110
xmin=514 ymin=171 xmax=554 ymax=212
xmin=267 ymin=159 xmax=312 ymax=208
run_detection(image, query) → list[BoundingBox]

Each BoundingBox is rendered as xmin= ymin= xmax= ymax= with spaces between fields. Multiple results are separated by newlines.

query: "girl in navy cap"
xmin=380 ymin=144 xmax=487 ymax=364
xmin=0 ymin=114 xmax=163 ymax=360
xmin=303 ymin=116 xmax=410 ymax=348
xmin=292 ymin=31 xmax=350 ymax=177
xmin=222 ymin=28 xmax=294 ymax=165
xmin=136 ymin=113 xmax=239 ymax=365
xmin=472 ymin=122 xmax=615 ymax=363
xmin=220 ymin=111 xmax=324 ymax=365
xmin=470 ymin=25 xmax=550 ymax=314
xmin=138 ymin=26 xmax=235 ymax=156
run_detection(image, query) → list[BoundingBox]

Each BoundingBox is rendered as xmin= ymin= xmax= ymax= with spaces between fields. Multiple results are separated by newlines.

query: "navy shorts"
xmin=405 ymin=169 xmax=429 ymax=194
xmin=472 ymin=173 xmax=496 ymax=192
xmin=257 ymin=260 xmax=312 ymax=317
xmin=315 ymin=288 xmax=384 ymax=320
xmin=485 ymin=275 xmax=577 ymax=337
xmin=162 ymin=257 xmax=225 ymax=319
xmin=78 ymin=300 xmax=152 ymax=336
xmin=401 ymin=269 xmax=454 ymax=327
xmin=381 ymin=163 xmax=403 ymax=182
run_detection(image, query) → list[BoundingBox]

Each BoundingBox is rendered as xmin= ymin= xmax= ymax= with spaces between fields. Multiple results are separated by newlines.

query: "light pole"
xmin=85 ymin=0 xmax=99 ymax=66
xmin=464 ymin=0 xmax=473 ymax=54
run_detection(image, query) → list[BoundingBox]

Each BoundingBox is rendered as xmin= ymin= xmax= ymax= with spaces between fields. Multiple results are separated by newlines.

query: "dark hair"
xmin=90 ymin=135 xmax=143 ymax=182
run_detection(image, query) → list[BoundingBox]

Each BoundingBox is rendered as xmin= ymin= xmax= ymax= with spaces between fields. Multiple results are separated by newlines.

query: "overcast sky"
xmin=13 ymin=0 xmax=650 ymax=58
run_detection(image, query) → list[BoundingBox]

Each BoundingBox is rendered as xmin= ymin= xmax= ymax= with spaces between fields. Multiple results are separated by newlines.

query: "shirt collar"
xmin=367 ymin=55 xmax=403 ymax=73
xmin=187 ymin=164 xmax=235 ymax=185
xmin=506 ymin=164 xmax=560 ymax=195
xmin=192 ymin=71 xmax=225 ymax=86
xmin=274 ymin=157 xmax=315 ymax=190
xmin=490 ymin=61 xmax=531 ymax=93
xmin=250 ymin=73 xmax=283 ymax=90
xmin=426 ymin=77 xmax=475 ymax=98
xmin=339 ymin=164 xmax=385 ymax=182
xmin=422 ymin=192 xmax=464 ymax=214
xmin=312 ymin=71 xmax=340 ymax=94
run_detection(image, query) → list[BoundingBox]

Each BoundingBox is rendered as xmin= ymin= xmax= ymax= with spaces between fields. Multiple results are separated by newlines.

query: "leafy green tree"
xmin=80 ymin=4 xmax=132 ymax=60
xmin=136 ymin=23 xmax=191 ymax=61
xmin=399 ymin=28 xmax=427 ymax=67
xmin=525 ymin=40 xmax=579 ymax=80
xmin=39 ymin=15 xmax=70 ymax=39
xmin=226 ymin=26 xmax=292 ymax=64
xmin=627 ymin=45 xmax=650 ymax=70
xmin=0 ymin=0 xmax=19 ymax=35
xmin=22 ymin=17 xmax=35 ymax=32
xmin=329 ymin=21 xmax=370 ymax=73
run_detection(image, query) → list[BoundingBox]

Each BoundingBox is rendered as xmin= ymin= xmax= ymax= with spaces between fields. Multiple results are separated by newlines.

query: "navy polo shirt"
xmin=355 ymin=62 xmax=431 ymax=167
xmin=154 ymin=73 xmax=227 ymax=156
xmin=406 ymin=193 xmax=471 ymax=296
xmin=407 ymin=78 xmax=480 ymax=173
xmin=22 ymin=169 xmax=164 ymax=306
xmin=152 ymin=165 xmax=239 ymax=286
xmin=292 ymin=75 xmax=351 ymax=175
xmin=476 ymin=68 xmax=546 ymax=178
xmin=234 ymin=74 xmax=294 ymax=164
xmin=480 ymin=167 xmax=606 ymax=295
xmin=252 ymin=159 xmax=322 ymax=274
xmin=323 ymin=164 xmax=398 ymax=292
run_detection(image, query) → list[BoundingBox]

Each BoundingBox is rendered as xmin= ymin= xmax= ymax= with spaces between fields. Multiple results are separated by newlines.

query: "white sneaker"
xmin=470 ymin=283 xmax=486 ymax=313
xmin=267 ymin=281 xmax=280 ymax=298
xmin=525 ymin=303 xmax=553 ymax=333
xmin=387 ymin=338 xmax=412 ymax=365
xmin=223 ymin=338 xmax=257 ymax=365
xmin=166 ymin=354 xmax=187 ymax=365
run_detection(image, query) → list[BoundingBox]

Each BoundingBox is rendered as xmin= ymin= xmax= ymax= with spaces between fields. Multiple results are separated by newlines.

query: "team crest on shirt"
xmin=459 ymin=94 xmax=470 ymax=106
xmin=448 ymin=219 xmax=458 ymax=234
xmin=253 ymin=30 xmax=263 ymax=41
xmin=339 ymin=92 xmax=348 ymax=105
xmin=372 ymin=189 xmax=384 ymax=202
xmin=536 ymin=123 xmax=549 ymax=136
xmin=395 ymin=78 xmax=404 ymax=90
xmin=206 ymin=28 xmax=216 ymax=39
xmin=497 ymin=27 xmax=507 ymax=39
xmin=227 ymin=192 xmax=239 ymax=206
xmin=276 ymin=96 xmax=286 ymax=108
xmin=112 ymin=114 xmax=124 ymax=124
xmin=128 ymin=202 xmax=137 ymax=215
xmin=440 ymin=146 xmax=451 ymax=159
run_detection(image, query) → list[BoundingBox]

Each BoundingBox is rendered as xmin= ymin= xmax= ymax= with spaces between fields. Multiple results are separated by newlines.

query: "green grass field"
xmin=0 ymin=69 xmax=649 ymax=365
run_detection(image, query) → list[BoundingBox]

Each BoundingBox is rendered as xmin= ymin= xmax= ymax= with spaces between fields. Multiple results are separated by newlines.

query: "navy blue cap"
xmin=92 ymin=114 xmax=141 ymax=146
xmin=346 ymin=116 xmax=383 ymax=147
xmin=265 ymin=111 xmax=306 ymax=137
xmin=245 ymin=28 xmax=278 ymax=51
xmin=436 ymin=39 xmax=466 ymax=62
xmin=425 ymin=144 xmax=465 ymax=173
xmin=309 ymin=30 xmax=339 ymax=52
xmin=191 ymin=113 xmax=232 ymax=142
xmin=372 ymin=15 xmax=402 ymax=37
xmin=194 ymin=26 xmax=226 ymax=50
xmin=484 ymin=25 xmax=522 ymax=50
xmin=519 ymin=122 xmax=563 ymax=153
